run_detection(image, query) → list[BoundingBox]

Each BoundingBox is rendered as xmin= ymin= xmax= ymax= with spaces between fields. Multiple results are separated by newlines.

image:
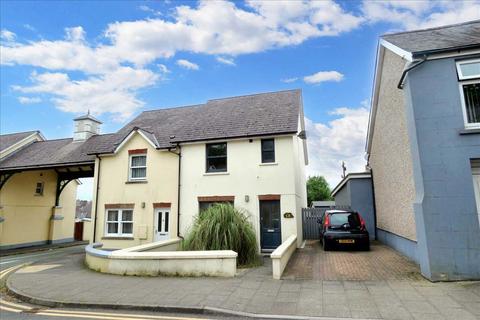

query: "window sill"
xmin=459 ymin=128 xmax=480 ymax=135
xmin=259 ymin=162 xmax=278 ymax=166
xmin=102 ymin=236 xmax=134 ymax=240
xmin=203 ymin=172 xmax=229 ymax=176
xmin=125 ymin=180 xmax=148 ymax=184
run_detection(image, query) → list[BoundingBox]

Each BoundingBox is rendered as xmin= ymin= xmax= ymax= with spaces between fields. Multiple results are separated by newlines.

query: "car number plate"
xmin=338 ymin=239 xmax=355 ymax=244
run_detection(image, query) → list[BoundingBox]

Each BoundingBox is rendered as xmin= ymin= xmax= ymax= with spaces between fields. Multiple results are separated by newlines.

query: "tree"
xmin=307 ymin=175 xmax=333 ymax=205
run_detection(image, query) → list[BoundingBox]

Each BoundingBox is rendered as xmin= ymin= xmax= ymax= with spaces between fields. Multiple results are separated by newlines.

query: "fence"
xmin=302 ymin=206 xmax=351 ymax=240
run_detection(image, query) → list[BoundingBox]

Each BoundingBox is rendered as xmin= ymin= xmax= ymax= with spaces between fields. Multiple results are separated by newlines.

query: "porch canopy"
xmin=0 ymin=137 xmax=101 ymax=205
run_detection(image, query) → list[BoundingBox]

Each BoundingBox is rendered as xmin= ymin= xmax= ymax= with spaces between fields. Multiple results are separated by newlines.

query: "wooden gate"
xmin=302 ymin=208 xmax=326 ymax=240
xmin=302 ymin=206 xmax=351 ymax=239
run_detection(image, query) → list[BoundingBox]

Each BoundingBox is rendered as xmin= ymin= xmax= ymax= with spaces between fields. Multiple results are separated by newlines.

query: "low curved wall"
xmin=85 ymin=240 xmax=237 ymax=277
xmin=271 ymin=235 xmax=297 ymax=279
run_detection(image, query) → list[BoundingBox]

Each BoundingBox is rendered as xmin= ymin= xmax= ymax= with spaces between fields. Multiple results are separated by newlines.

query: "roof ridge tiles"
xmin=382 ymin=19 xmax=480 ymax=37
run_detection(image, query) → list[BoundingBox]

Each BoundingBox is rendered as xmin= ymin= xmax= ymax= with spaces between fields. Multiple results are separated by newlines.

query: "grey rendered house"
xmin=366 ymin=21 xmax=480 ymax=281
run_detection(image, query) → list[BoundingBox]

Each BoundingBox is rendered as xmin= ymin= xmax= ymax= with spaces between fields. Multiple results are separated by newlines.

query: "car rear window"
xmin=329 ymin=212 xmax=360 ymax=226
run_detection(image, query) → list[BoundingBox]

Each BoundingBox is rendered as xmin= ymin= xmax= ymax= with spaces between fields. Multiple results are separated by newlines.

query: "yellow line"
xmin=1 ymin=298 xmax=33 ymax=310
xmin=44 ymin=309 xmax=207 ymax=320
xmin=0 ymin=304 xmax=22 ymax=313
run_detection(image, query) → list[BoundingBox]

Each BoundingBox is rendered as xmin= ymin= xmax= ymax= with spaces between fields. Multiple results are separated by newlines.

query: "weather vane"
xmin=341 ymin=161 xmax=347 ymax=179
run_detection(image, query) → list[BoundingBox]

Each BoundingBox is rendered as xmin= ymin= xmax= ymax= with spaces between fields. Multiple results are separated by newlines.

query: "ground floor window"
xmin=199 ymin=201 xmax=234 ymax=213
xmin=105 ymin=209 xmax=133 ymax=237
xmin=472 ymin=160 xmax=480 ymax=222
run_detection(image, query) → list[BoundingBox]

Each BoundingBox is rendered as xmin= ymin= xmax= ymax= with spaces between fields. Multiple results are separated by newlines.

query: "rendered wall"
xmin=405 ymin=55 xmax=480 ymax=280
xmin=180 ymin=135 xmax=305 ymax=249
xmin=334 ymin=178 xmax=376 ymax=240
xmin=369 ymin=48 xmax=417 ymax=241
xmin=0 ymin=170 xmax=77 ymax=248
xmin=91 ymin=133 xmax=179 ymax=249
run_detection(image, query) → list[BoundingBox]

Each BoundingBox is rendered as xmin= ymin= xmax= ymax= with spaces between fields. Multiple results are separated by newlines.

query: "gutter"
xmin=397 ymin=56 xmax=427 ymax=89
xmin=92 ymin=155 xmax=101 ymax=243
xmin=167 ymin=144 xmax=183 ymax=239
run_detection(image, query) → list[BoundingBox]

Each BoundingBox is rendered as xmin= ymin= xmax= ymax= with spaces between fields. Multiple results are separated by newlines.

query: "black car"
xmin=318 ymin=210 xmax=369 ymax=251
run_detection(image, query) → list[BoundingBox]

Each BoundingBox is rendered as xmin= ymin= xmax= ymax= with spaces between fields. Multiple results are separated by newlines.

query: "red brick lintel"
xmin=128 ymin=149 xmax=147 ymax=155
xmin=198 ymin=196 xmax=235 ymax=202
xmin=105 ymin=203 xmax=135 ymax=209
xmin=258 ymin=194 xmax=281 ymax=201
xmin=153 ymin=202 xmax=171 ymax=208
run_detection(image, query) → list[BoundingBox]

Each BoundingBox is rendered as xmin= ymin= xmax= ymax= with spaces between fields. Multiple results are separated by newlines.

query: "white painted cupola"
xmin=73 ymin=111 xmax=102 ymax=141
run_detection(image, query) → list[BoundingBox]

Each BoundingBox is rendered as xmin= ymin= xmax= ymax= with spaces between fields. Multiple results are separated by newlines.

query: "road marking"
xmin=0 ymin=263 xmax=209 ymax=320
xmin=0 ymin=259 xmax=20 ymax=265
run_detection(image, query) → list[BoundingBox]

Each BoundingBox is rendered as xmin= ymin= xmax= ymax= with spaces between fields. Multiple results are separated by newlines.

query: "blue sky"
xmin=1 ymin=0 xmax=479 ymax=199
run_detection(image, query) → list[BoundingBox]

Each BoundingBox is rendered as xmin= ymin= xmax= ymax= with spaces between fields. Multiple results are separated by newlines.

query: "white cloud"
xmin=1 ymin=29 xmax=16 ymax=41
xmin=23 ymin=24 xmax=36 ymax=32
xmin=216 ymin=56 xmax=236 ymax=66
xmin=362 ymin=0 xmax=480 ymax=30
xmin=1 ymin=1 xmax=362 ymax=119
xmin=303 ymin=71 xmax=344 ymax=84
xmin=157 ymin=64 xmax=170 ymax=74
xmin=176 ymin=59 xmax=199 ymax=70
xmin=77 ymin=178 xmax=93 ymax=200
xmin=13 ymin=67 xmax=158 ymax=120
xmin=139 ymin=5 xmax=162 ymax=16
xmin=18 ymin=96 xmax=41 ymax=104
xmin=305 ymin=106 xmax=370 ymax=188
xmin=281 ymin=77 xmax=298 ymax=83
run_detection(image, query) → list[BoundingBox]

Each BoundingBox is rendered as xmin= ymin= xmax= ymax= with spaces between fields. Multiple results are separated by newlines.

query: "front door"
xmin=154 ymin=208 xmax=170 ymax=242
xmin=260 ymin=200 xmax=281 ymax=250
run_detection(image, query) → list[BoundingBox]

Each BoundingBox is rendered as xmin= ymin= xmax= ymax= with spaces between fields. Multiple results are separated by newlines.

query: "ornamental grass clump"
xmin=182 ymin=203 xmax=259 ymax=266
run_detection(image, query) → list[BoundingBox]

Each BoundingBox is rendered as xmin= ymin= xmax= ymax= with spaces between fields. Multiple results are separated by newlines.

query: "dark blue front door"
xmin=260 ymin=200 xmax=281 ymax=250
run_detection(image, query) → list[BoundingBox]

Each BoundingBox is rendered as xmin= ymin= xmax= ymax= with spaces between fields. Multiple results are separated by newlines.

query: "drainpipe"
xmin=397 ymin=56 xmax=427 ymax=89
xmin=92 ymin=155 xmax=101 ymax=243
xmin=168 ymin=144 xmax=183 ymax=239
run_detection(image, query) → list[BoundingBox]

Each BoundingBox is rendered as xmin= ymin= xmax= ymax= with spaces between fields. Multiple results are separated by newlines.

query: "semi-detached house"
xmin=1 ymin=90 xmax=307 ymax=252
xmin=88 ymin=89 xmax=308 ymax=251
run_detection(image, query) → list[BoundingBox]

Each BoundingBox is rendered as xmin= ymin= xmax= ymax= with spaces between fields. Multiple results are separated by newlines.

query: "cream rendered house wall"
xmin=369 ymin=48 xmax=417 ymax=241
xmin=0 ymin=170 xmax=77 ymax=248
xmin=180 ymin=135 xmax=305 ymax=249
xmin=91 ymin=133 xmax=179 ymax=249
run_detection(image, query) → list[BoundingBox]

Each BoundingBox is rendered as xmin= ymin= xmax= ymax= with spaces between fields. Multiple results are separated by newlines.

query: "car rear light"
xmin=359 ymin=214 xmax=366 ymax=231
xmin=324 ymin=215 xmax=330 ymax=228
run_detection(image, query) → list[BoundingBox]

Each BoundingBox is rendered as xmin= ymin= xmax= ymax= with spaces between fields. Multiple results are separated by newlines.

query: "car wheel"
xmin=323 ymin=239 xmax=330 ymax=251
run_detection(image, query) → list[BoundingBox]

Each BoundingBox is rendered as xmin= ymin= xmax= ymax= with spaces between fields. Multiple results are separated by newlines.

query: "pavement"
xmin=0 ymin=240 xmax=88 ymax=258
xmin=5 ymin=242 xmax=480 ymax=320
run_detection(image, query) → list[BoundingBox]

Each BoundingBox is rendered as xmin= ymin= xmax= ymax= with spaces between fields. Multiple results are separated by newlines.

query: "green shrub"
xmin=182 ymin=203 xmax=260 ymax=266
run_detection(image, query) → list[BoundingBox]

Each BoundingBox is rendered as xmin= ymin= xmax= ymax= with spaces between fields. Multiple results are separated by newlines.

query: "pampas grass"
xmin=182 ymin=203 xmax=260 ymax=266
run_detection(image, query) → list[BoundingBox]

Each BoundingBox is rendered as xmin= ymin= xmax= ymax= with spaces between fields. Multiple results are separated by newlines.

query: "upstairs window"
xmin=105 ymin=209 xmax=133 ymax=237
xmin=261 ymin=139 xmax=275 ymax=163
xmin=34 ymin=182 xmax=44 ymax=196
xmin=457 ymin=59 xmax=480 ymax=128
xmin=206 ymin=143 xmax=227 ymax=172
xmin=129 ymin=154 xmax=147 ymax=180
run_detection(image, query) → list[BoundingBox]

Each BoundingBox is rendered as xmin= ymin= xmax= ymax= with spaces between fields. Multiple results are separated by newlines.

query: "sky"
xmin=1 ymin=0 xmax=480 ymax=200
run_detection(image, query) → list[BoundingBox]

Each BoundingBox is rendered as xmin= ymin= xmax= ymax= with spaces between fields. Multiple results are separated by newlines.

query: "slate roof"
xmin=0 ymin=131 xmax=39 ymax=152
xmin=0 ymin=90 xmax=302 ymax=170
xmin=89 ymin=89 xmax=302 ymax=154
xmin=382 ymin=20 xmax=480 ymax=57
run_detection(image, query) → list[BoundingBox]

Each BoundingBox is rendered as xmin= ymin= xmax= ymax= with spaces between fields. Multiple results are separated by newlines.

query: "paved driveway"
xmin=283 ymin=241 xmax=422 ymax=281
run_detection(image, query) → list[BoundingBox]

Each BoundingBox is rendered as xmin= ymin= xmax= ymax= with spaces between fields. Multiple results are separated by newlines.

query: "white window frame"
xmin=456 ymin=59 xmax=480 ymax=80
xmin=129 ymin=154 xmax=147 ymax=181
xmin=105 ymin=209 xmax=133 ymax=237
xmin=458 ymin=79 xmax=480 ymax=129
